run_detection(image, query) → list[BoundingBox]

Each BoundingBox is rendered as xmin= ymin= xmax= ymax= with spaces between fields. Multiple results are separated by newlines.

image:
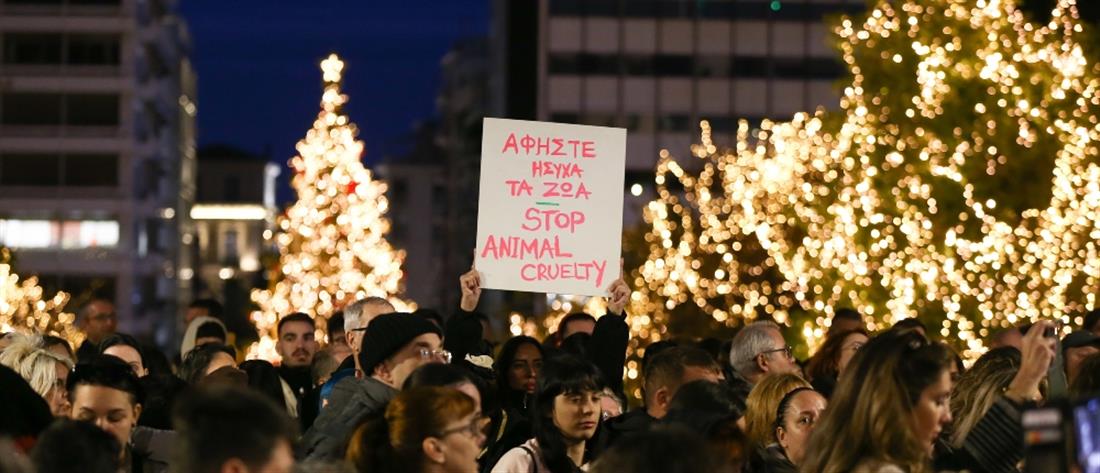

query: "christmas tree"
xmin=0 ymin=247 xmax=80 ymax=347
xmin=249 ymin=54 xmax=406 ymax=361
xmin=633 ymin=0 xmax=1100 ymax=360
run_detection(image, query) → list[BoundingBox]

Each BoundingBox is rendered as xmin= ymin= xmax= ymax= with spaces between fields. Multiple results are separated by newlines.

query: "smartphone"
xmin=1075 ymin=397 xmax=1100 ymax=473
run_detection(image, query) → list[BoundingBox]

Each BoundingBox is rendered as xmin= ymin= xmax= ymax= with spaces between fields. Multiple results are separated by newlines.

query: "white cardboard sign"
xmin=475 ymin=118 xmax=626 ymax=296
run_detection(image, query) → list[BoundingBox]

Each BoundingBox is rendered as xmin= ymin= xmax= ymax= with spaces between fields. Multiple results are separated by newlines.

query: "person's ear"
xmin=132 ymin=404 xmax=143 ymax=424
xmin=755 ymin=354 xmax=769 ymax=373
xmin=776 ymin=426 xmax=788 ymax=449
xmin=654 ymin=386 xmax=671 ymax=410
xmin=373 ymin=362 xmax=394 ymax=385
xmin=422 ymin=437 xmax=446 ymax=464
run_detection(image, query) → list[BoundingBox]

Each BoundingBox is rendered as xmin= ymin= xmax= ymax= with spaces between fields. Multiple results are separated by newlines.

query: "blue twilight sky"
xmin=178 ymin=1 xmax=490 ymax=202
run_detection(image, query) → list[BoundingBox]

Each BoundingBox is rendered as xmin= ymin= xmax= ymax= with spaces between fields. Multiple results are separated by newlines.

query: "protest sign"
xmin=475 ymin=118 xmax=626 ymax=296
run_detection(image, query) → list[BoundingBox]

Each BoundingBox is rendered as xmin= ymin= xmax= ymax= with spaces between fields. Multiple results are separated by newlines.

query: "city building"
xmin=493 ymin=0 xmax=865 ymax=223
xmin=190 ymin=144 xmax=279 ymax=298
xmin=0 ymin=0 xmax=196 ymax=342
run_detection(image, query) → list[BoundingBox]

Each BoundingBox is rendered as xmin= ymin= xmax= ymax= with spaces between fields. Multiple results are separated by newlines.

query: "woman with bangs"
xmin=492 ymin=354 xmax=605 ymax=473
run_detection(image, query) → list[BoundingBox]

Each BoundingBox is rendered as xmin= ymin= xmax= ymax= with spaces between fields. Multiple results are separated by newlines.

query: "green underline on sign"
xmin=535 ymin=201 xmax=559 ymax=207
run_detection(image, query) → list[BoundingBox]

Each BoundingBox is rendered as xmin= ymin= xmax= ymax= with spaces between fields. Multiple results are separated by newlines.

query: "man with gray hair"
xmin=317 ymin=297 xmax=394 ymax=408
xmin=728 ymin=320 xmax=801 ymax=386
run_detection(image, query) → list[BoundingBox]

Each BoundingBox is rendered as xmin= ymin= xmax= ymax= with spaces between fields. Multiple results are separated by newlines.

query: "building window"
xmin=64 ymin=154 xmax=118 ymax=186
xmin=1 ymin=93 xmax=63 ymax=125
xmin=66 ymin=94 xmax=119 ymax=126
xmin=0 ymin=219 xmax=119 ymax=249
xmin=0 ymin=153 xmax=61 ymax=186
xmin=2 ymin=33 xmax=62 ymax=64
xmin=67 ymin=34 xmax=121 ymax=65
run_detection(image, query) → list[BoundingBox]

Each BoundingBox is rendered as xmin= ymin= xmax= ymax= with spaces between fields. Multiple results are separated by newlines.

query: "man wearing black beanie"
xmin=299 ymin=312 xmax=447 ymax=461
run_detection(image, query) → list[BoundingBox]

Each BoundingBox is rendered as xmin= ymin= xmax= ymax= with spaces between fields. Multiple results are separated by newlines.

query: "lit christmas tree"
xmin=249 ymin=54 xmax=407 ymax=361
xmin=0 ymin=247 xmax=80 ymax=347
xmin=634 ymin=0 xmax=1100 ymax=361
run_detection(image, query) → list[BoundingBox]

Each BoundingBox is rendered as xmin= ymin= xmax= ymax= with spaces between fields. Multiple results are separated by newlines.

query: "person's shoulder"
xmin=491 ymin=439 xmax=539 ymax=473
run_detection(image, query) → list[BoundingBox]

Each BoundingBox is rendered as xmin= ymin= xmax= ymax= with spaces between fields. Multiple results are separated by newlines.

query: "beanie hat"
xmin=358 ymin=312 xmax=443 ymax=375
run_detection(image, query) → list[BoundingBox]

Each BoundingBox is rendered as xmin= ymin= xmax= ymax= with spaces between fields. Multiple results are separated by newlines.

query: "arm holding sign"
xmin=588 ymin=266 xmax=631 ymax=398
xmin=444 ymin=263 xmax=493 ymax=365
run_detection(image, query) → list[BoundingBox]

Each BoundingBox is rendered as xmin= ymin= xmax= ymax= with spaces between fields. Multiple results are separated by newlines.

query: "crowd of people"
xmin=2 ymin=267 xmax=1100 ymax=473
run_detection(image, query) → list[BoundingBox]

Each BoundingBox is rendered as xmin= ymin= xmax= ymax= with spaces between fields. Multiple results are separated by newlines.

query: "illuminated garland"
xmin=248 ymin=54 xmax=407 ymax=361
xmin=633 ymin=0 xmax=1100 ymax=363
xmin=0 ymin=248 xmax=79 ymax=348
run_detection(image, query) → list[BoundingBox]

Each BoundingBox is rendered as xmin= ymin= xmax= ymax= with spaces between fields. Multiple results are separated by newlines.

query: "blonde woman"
xmin=0 ymin=333 xmax=74 ymax=416
xmin=744 ymin=373 xmax=811 ymax=450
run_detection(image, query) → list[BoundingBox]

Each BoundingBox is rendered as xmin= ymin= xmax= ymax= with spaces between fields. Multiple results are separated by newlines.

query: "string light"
xmin=633 ymin=0 xmax=1100 ymax=363
xmin=247 ymin=54 xmax=409 ymax=361
xmin=0 ymin=249 xmax=80 ymax=348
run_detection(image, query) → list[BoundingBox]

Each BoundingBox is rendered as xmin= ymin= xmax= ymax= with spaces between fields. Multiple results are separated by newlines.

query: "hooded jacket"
xmin=179 ymin=316 xmax=229 ymax=358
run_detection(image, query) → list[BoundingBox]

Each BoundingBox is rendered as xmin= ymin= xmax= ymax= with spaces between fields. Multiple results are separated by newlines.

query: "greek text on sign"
xmin=475 ymin=118 xmax=626 ymax=296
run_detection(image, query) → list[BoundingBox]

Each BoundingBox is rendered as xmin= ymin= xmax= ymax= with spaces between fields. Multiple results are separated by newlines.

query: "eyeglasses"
xmin=418 ymin=348 xmax=453 ymax=364
xmin=436 ymin=415 xmax=489 ymax=438
xmin=759 ymin=345 xmax=794 ymax=360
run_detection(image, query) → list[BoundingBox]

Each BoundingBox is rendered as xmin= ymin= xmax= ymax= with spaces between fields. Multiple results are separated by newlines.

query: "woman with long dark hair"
xmin=799 ymin=329 xmax=954 ymax=473
xmin=495 ymin=336 xmax=544 ymax=412
xmin=492 ymin=354 xmax=604 ymax=473
xmin=803 ymin=329 xmax=868 ymax=398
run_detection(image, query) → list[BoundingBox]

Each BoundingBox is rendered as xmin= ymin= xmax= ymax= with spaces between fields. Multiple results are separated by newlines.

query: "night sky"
xmin=178 ymin=1 xmax=490 ymax=203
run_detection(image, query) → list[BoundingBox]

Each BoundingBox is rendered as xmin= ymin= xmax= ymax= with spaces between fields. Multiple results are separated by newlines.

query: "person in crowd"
xmin=492 ymin=354 xmax=605 ymax=473
xmin=275 ymin=312 xmax=319 ymax=429
xmin=402 ymin=362 xmax=484 ymax=410
xmin=347 ymin=386 xmax=485 ymax=473
xmin=559 ymin=313 xmax=597 ymax=341
xmin=1070 ymin=352 xmax=1100 ymax=397
xmin=803 ymin=328 xmax=868 ymax=398
xmin=0 ymin=334 xmax=73 ymax=416
xmin=416 ymin=308 xmax=446 ymax=331
xmin=769 ymin=387 xmax=827 ymax=472
xmin=318 ymin=297 xmax=396 ymax=408
xmin=602 ymin=345 xmax=722 ymax=447
xmin=173 ymin=385 xmax=297 ymax=473
xmin=301 ymin=312 xmax=446 ymax=461
xmin=239 ymin=359 xmax=297 ymax=418
xmin=75 ymin=298 xmax=117 ymax=362
xmin=729 ymin=321 xmax=802 ymax=389
xmin=0 ymin=363 xmax=54 ymax=454
xmin=800 ymin=328 xmax=957 ymax=473
xmin=827 ymin=308 xmax=864 ymax=337
xmin=660 ymin=380 xmax=748 ymax=471
xmin=1084 ymin=309 xmax=1100 ymax=336
xmin=184 ymin=298 xmax=224 ymax=325
xmin=98 ymin=333 xmax=148 ymax=378
xmin=134 ymin=344 xmax=187 ymax=430
xmin=589 ymin=427 xmax=725 ymax=473
xmin=68 ymin=356 xmax=172 ymax=473
xmin=936 ymin=320 xmax=1053 ymax=472
xmin=1062 ymin=330 xmax=1100 ymax=386
xmin=178 ymin=343 xmax=237 ymax=385
xmin=40 ymin=335 xmax=74 ymax=363
xmin=326 ymin=311 xmax=352 ymax=363
xmin=600 ymin=388 xmax=624 ymax=420
xmin=179 ymin=315 xmax=229 ymax=359
xmin=31 ymin=419 xmax=120 ymax=473
xmin=496 ymin=335 xmax=544 ymax=412
xmin=987 ymin=326 xmax=1024 ymax=350
xmin=310 ymin=347 xmax=341 ymax=390
xmin=743 ymin=373 xmax=811 ymax=453
xmin=892 ymin=317 xmax=928 ymax=337
xmin=946 ymin=347 xmax=1021 ymax=450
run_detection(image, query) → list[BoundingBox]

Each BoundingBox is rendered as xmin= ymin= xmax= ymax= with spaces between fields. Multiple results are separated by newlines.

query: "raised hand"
xmin=1005 ymin=319 xmax=1056 ymax=403
xmin=605 ymin=259 xmax=631 ymax=315
xmin=459 ymin=252 xmax=482 ymax=312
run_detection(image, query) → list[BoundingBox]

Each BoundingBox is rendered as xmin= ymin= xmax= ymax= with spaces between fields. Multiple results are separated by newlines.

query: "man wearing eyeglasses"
xmin=75 ymin=298 xmax=118 ymax=363
xmin=301 ymin=311 xmax=448 ymax=461
xmin=728 ymin=321 xmax=802 ymax=387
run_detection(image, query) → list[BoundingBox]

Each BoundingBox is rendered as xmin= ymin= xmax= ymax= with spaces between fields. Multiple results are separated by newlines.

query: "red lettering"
xmin=575 ymin=182 xmax=592 ymax=200
xmin=505 ymin=179 xmax=533 ymax=196
xmin=536 ymin=137 xmax=550 ymax=155
xmin=551 ymin=138 xmax=566 ymax=156
xmin=582 ymin=141 xmax=596 ymax=158
xmin=543 ymin=182 xmax=560 ymax=198
xmin=502 ymin=133 xmax=518 ymax=153
xmin=567 ymin=139 xmax=582 ymax=157
xmin=520 ymin=264 xmax=537 ymax=281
